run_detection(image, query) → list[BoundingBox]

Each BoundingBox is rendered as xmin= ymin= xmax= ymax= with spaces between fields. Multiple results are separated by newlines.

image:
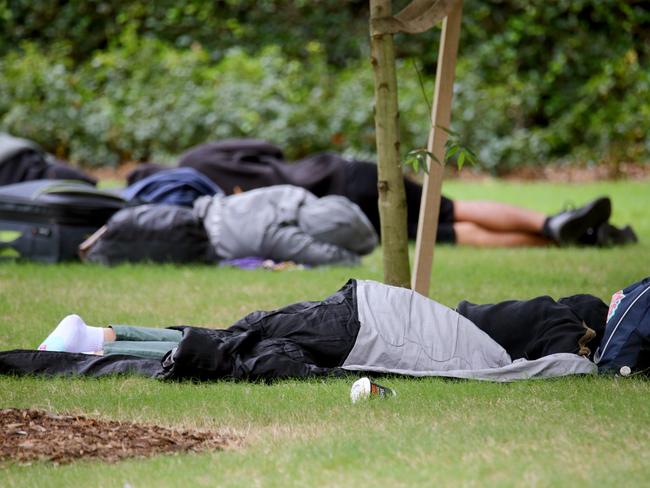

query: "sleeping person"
xmin=134 ymin=138 xmax=638 ymax=247
xmin=11 ymin=278 xmax=647 ymax=383
xmin=83 ymin=185 xmax=379 ymax=267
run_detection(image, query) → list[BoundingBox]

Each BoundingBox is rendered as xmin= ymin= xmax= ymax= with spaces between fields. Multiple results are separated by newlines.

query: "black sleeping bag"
xmin=0 ymin=133 xmax=96 ymax=186
xmin=0 ymin=350 xmax=163 ymax=378
xmin=178 ymin=138 xmax=348 ymax=197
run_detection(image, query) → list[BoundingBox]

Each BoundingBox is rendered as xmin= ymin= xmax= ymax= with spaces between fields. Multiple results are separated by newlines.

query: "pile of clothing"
xmin=0 ymin=134 xmax=378 ymax=266
xmin=0 ymin=133 xmax=638 ymax=264
xmin=84 ymin=183 xmax=377 ymax=267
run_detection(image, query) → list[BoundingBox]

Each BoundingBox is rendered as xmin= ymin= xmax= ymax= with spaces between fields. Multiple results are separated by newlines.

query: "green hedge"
xmin=0 ymin=32 xmax=435 ymax=166
xmin=455 ymin=0 xmax=650 ymax=171
xmin=0 ymin=0 xmax=370 ymax=66
xmin=1 ymin=1 xmax=648 ymax=170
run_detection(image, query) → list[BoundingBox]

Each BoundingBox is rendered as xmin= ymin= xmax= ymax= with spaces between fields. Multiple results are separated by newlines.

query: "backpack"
xmin=594 ymin=277 xmax=650 ymax=374
xmin=83 ymin=204 xmax=216 ymax=265
xmin=122 ymin=167 xmax=223 ymax=207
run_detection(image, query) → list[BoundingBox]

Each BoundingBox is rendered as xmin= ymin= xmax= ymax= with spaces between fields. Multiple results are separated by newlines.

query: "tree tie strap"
xmin=371 ymin=0 xmax=460 ymax=36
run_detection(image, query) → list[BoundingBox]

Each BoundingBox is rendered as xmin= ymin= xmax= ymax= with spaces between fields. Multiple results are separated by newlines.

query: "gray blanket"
xmin=342 ymin=280 xmax=596 ymax=381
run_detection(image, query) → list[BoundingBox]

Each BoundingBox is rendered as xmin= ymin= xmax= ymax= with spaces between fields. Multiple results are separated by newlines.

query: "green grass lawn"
xmin=1 ymin=180 xmax=649 ymax=487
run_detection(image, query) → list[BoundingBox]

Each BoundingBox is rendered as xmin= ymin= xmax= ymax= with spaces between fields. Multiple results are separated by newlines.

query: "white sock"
xmin=38 ymin=314 xmax=104 ymax=353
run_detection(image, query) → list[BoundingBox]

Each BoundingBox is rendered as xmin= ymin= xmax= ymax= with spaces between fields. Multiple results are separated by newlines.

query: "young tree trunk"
xmin=369 ymin=0 xmax=411 ymax=288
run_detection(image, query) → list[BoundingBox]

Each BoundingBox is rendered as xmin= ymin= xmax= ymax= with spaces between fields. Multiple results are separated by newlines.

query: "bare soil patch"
xmin=0 ymin=408 xmax=239 ymax=465
xmin=90 ymin=161 xmax=141 ymax=184
xmin=93 ymin=161 xmax=649 ymax=186
xmin=446 ymin=162 xmax=650 ymax=182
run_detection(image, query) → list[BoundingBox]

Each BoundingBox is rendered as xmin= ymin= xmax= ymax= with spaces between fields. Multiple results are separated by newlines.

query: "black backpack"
xmin=83 ymin=204 xmax=216 ymax=265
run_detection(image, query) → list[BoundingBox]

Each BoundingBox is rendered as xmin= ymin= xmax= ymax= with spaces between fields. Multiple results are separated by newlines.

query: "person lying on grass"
xmin=83 ymin=185 xmax=378 ymax=267
xmin=145 ymin=138 xmax=639 ymax=247
xmin=327 ymin=161 xmax=637 ymax=247
xmin=27 ymin=277 xmax=647 ymax=382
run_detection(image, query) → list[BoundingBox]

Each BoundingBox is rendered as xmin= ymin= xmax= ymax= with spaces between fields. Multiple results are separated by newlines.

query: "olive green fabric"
xmin=103 ymin=325 xmax=182 ymax=360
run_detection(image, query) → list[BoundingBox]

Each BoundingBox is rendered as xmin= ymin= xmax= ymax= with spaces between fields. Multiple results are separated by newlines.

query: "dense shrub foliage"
xmin=456 ymin=0 xmax=650 ymax=171
xmin=0 ymin=1 xmax=371 ymax=66
xmin=0 ymin=34 xmax=431 ymax=165
xmin=0 ymin=0 xmax=648 ymax=170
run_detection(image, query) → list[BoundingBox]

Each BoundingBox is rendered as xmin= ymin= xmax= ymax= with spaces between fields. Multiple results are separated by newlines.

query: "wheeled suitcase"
xmin=0 ymin=180 xmax=125 ymax=262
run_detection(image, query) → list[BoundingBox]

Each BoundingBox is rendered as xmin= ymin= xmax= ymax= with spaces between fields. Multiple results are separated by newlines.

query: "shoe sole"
xmin=558 ymin=197 xmax=612 ymax=244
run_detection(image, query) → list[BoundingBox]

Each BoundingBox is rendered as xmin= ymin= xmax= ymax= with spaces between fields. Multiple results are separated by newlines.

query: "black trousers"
xmin=343 ymin=161 xmax=456 ymax=242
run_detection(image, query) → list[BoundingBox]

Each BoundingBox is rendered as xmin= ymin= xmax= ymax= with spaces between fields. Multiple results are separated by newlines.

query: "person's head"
xmin=298 ymin=196 xmax=378 ymax=255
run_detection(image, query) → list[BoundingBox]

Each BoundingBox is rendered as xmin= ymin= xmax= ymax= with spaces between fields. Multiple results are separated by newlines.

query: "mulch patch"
xmin=0 ymin=408 xmax=240 ymax=465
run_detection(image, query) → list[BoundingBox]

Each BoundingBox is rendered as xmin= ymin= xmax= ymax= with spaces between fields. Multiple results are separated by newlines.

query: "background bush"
xmin=0 ymin=0 xmax=648 ymax=171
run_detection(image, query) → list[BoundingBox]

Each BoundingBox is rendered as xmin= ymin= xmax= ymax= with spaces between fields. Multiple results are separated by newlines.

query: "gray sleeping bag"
xmin=342 ymin=280 xmax=597 ymax=381
xmin=195 ymin=185 xmax=378 ymax=266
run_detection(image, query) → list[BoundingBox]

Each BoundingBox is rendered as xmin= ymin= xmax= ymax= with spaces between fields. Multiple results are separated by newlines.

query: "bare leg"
xmin=104 ymin=327 xmax=116 ymax=343
xmin=454 ymin=222 xmax=552 ymax=247
xmin=454 ymin=200 xmax=546 ymax=234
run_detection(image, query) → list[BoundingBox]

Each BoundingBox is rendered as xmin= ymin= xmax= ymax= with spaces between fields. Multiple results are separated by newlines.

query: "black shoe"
xmin=545 ymin=197 xmax=612 ymax=245
xmin=596 ymin=223 xmax=639 ymax=247
xmin=577 ymin=226 xmax=598 ymax=246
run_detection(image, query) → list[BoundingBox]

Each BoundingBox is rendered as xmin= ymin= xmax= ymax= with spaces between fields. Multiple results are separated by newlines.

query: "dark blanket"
xmin=122 ymin=167 xmax=223 ymax=207
xmin=0 ymin=342 xmax=337 ymax=381
xmin=126 ymin=140 xmax=347 ymax=198
xmin=178 ymin=138 xmax=347 ymax=197
xmin=458 ymin=293 xmax=608 ymax=361
xmin=164 ymin=281 xmax=358 ymax=380
xmin=0 ymin=334 xmax=342 ymax=382
xmin=127 ymin=138 xmax=440 ymax=239
xmin=0 ymin=350 xmax=162 ymax=378
xmin=160 ymin=327 xmax=337 ymax=382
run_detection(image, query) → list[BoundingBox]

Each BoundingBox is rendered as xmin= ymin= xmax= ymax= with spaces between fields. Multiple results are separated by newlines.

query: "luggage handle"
xmin=33 ymin=180 xmax=125 ymax=202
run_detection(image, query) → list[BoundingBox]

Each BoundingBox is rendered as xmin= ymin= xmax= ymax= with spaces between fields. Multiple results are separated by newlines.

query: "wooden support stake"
xmin=411 ymin=0 xmax=463 ymax=295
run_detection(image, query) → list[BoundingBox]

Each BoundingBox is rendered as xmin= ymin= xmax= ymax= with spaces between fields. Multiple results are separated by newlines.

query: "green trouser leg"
xmin=103 ymin=325 xmax=183 ymax=360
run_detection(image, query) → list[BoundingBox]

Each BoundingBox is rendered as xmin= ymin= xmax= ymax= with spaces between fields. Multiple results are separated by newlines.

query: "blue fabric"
xmin=595 ymin=276 xmax=650 ymax=373
xmin=122 ymin=167 xmax=223 ymax=207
